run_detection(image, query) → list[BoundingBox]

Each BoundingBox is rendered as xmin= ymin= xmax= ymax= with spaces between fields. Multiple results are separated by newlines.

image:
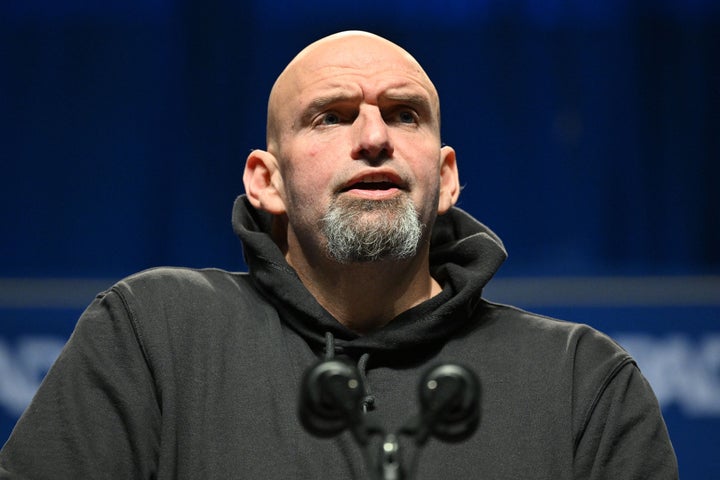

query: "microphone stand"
xmin=379 ymin=433 xmax=402 ymax=480
xmin=299 ymin=361 xmax=480 ymax=480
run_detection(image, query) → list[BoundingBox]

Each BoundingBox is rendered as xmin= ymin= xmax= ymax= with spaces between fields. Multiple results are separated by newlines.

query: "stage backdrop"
xmin=1 ymin=1 xmax=718 ymax=478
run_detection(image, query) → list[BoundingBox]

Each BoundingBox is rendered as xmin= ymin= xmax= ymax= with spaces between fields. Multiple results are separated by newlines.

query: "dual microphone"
xmin=298 ymin=359 xmax=480 ymax=479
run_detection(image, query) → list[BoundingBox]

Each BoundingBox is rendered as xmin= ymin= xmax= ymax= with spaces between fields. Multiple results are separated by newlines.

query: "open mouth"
xmin=341 ymin=173 xmax=404 ymax=193
xmin=344 ymin=181 xmax=398 ymax=191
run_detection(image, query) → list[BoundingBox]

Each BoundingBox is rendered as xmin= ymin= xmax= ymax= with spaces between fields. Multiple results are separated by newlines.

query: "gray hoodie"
xmin=0 ymin=196 xmax=678 ymax=479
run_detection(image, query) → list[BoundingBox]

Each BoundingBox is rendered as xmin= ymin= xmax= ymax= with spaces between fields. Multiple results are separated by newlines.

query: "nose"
xmin=351 ymin=105 xmax=393 ymax=161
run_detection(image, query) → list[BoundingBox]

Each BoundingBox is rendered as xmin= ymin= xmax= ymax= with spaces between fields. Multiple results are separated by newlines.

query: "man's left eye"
xmin=397 ymin=111 xmax=417 ymax=124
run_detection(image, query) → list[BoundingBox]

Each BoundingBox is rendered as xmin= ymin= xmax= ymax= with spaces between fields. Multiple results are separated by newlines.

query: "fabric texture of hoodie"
xmin=0 ymin=196 xmax=678 ymax=479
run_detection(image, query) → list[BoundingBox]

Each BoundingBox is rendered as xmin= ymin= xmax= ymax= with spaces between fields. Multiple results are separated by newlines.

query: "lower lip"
xmin=343 ymin=187 xmax=402 ymax=200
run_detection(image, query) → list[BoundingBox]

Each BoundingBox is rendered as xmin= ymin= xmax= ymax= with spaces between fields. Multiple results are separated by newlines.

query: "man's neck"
xmin=286 ymin=248 xmax=441 ymax=335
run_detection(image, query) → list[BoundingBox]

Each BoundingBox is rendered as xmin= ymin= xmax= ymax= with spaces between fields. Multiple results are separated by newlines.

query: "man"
xmin=0 ymin=31 xmax=677 ymax=479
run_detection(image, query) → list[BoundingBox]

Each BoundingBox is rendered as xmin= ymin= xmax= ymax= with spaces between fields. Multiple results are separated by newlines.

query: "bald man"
xmin=1 ymin=32 xmax=677 ymax=479
xmin=245 ymin=31 xmax=459 ymax=334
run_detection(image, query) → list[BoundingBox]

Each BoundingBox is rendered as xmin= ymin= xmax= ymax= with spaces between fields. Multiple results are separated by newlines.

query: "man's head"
xmin=264 ymin=31 xmax=442 ymax=156
xmin=243 ymin=31 xmax=460 ymax=267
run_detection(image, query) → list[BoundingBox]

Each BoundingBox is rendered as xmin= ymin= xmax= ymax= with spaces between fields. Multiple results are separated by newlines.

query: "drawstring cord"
xmin=322 ymin=332 xmax=411 ymax=480
xmin=323 ymin=332 xmax=336 ymax=360
xmin=357 ymin=353 xmax=376 ymax=413
xmin=323 ymin=332 xmax=376 ymax=413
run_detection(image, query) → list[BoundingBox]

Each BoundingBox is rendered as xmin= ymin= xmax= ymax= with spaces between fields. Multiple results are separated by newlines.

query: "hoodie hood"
xmin=231 ymin=195 xmax=507 ymax=359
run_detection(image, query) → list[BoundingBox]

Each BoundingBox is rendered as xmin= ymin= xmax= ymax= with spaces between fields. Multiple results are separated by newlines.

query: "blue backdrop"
xmin=1 ymin=1 xmax=718 ymax=478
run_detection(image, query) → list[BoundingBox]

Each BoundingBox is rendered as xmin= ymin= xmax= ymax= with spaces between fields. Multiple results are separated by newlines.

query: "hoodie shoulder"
xmin=108 ymin=267 xmax=264 ymax=330
xmin=113 ymin=267 xmax=247 ymax=299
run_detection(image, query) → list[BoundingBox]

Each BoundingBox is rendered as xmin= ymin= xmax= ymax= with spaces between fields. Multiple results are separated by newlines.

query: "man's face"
xmin=266 ymin=34 xmax=456 ymax=262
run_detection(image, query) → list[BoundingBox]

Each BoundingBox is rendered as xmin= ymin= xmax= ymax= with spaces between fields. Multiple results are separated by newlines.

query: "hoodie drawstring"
xmin=357 ymin=353 xmax=376 ymax=413
xmin=323 ymin=332 xmax=376 ymax=413
xmin=323 ymin=332 xmax=336 ymax=360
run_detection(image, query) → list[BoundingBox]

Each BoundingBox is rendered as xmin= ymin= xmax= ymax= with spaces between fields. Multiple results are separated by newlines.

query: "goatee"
xmin=320 ymin=196 xmax=423 ymax=263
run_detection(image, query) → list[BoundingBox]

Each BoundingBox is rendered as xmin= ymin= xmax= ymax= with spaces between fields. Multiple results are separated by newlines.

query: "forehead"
xmin=278 ymin=36 xmax=438 ymax=112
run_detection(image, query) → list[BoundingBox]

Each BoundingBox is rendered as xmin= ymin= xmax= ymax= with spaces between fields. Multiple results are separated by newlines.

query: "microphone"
xmin=414 ymin=363 xmax=480 ymax=444
xmin=298 ymin=359 xmax=368 ymax=443
xmin=298 ymin=360 xmax=480 ymax=480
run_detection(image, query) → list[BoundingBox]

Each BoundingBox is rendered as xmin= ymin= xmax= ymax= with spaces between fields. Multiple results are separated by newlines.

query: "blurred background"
xmin=1 ymin=0 xmax=718 ymax=477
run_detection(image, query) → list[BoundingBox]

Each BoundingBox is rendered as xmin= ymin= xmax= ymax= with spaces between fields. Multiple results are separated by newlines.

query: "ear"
xmin=437 ymin=145 xmax=460 ymax=214
xmin=243 ymin=149 xmax=287 ymax=215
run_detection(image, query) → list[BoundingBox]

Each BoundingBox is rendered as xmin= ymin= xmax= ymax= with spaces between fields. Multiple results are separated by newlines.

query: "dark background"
xmin=1 ymin=1 xmax=718 ymax=477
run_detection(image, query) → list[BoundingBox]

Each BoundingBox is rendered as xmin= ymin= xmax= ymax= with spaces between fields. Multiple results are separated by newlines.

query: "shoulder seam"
xmin=574 ymin=354 xmax=636 ymax=451
xmin=108 ymin=286 xmax=160 ymax=396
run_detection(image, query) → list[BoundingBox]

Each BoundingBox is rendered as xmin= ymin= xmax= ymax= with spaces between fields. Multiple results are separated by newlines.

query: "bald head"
xmin=266 ymin=31 xmax=441 ymax=154
xmin=243 ymin=29 xmax=461 ymax=291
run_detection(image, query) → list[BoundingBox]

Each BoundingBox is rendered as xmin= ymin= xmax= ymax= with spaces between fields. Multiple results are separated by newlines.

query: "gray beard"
xmin=321 ymin=196 xmax=423 ymax=263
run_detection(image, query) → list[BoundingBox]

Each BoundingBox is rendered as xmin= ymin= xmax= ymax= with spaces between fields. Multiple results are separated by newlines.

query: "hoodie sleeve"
xmin=573 ymin=361 xmax=679 ymax=479
xmin=0 ymin=290 xmax=160 ymax=479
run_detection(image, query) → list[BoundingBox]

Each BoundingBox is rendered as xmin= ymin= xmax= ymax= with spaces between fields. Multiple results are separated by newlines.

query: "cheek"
xmin=305 ymin=144 xmax=339 ymax=174
xmin=291 ymin=144 xmax=338 ymax=186
xmin=405 ymin=152 xmax=443 ymax=205
xmin=288 ymin=138 xmax=335 ymax=171
xmin=281 ymin=166 xmax=331 ymax=215
xmin=406 ymin=147 xmax=443 ymax=184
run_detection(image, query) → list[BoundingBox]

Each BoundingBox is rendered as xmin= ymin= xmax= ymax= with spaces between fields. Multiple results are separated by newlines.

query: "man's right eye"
xmin=318 ymin=112 xmax=340 ymax=125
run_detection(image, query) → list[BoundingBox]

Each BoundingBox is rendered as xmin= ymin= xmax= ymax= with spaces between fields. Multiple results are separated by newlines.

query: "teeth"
xmin=359 ymin=174 xmax=391 ymax=183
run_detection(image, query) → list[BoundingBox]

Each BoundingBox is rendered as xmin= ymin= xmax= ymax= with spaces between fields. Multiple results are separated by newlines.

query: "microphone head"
xmin=418 ymin=363 xmax=480 ymax=443
xmin=298 ymin=359 xmax=364 ymax=438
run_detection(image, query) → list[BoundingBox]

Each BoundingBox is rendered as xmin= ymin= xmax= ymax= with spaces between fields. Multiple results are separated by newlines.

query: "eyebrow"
xmin=380 ymin=91 xmax=432 ymax=107
xmin=379 ymin=91 xmax=434 ymax=116
xmin=298 ymin=88 xmax=435 ymax=125
xmin=300 ymin=92 xmax=361 ymax=124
